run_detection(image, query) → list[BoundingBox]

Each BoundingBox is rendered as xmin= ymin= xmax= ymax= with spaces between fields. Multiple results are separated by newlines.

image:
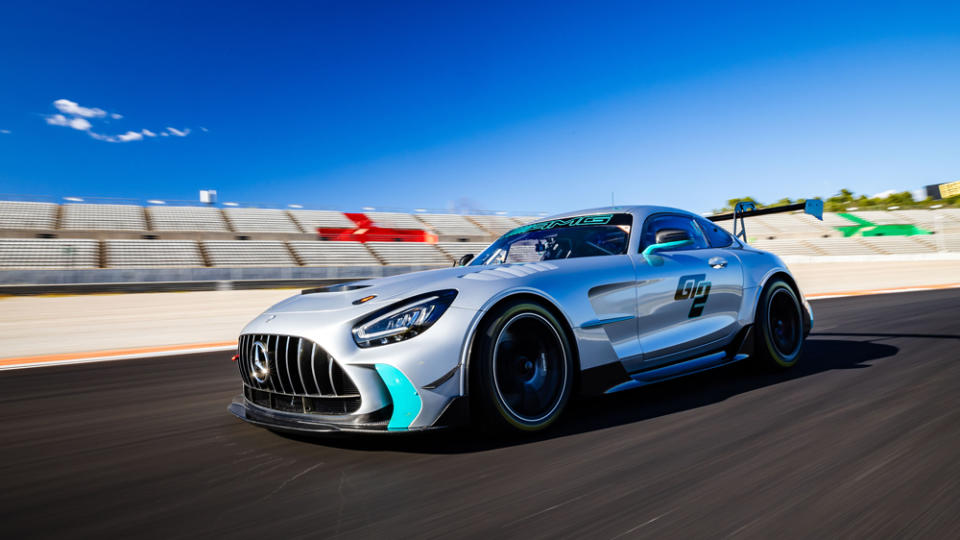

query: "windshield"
xmin=471 ymin=213 xmax=632 ymax=265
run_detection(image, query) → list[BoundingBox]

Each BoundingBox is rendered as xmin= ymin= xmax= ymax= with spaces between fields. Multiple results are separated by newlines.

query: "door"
xmin=624 ymin=213 xmax=744 ymax=372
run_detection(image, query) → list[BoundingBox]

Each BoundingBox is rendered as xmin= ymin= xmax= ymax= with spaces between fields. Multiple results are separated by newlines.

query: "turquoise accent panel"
xmin=375 ymin=364 xmax=422 ymax=431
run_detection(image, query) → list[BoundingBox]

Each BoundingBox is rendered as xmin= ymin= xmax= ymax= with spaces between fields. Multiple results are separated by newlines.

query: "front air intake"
xmin=237 ymin=334 xmax=360 ymax=414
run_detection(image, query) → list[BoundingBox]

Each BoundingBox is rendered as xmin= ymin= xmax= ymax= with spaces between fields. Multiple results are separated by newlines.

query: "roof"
xmin=535 ymin=205 xmax=701 ymax=223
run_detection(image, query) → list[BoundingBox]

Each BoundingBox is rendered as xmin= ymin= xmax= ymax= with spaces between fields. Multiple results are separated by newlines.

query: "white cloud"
xmin=87 ymin=131 xmax=141 ymax=143
xmin=70 ymin=117 xmax=91 ymax=130
xmin=116 ymin=131 xmax=143 ymax=142
xmin=0 ymin=129 xmax=10 ymax=134
xmin=200 ymin=127 xmax=209 ymax=132
xmin=44 ymin=99 xmax=194 ymax=143
xmin=53 ymin=99 xmax=107 ymax=119
xmin=46 ymin=114 xmax=69 ymax=126
xmin=46 ymin=114 xmax=91 ymax=131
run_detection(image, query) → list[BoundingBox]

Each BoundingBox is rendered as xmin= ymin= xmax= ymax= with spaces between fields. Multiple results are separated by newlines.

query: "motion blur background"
xmin=2 ymin=1 xmax=959 ymax=538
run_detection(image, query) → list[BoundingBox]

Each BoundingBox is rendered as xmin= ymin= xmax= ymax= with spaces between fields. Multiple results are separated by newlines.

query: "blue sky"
xmin=1 ymin=1 xmax=959 ymax=214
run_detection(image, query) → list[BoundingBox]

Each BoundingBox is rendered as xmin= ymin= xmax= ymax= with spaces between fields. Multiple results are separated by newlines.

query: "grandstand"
xmin=0 ymin=238 xmax=99 ymax=269
xmin=365 ymin=211 xmax=425 ymax=230
xmin=512 ymin=216 xmax=542 ymax=226
xmin=105 ymin=240 xmax=205 ymax=268
xmin=414 ymin=213 xmax=487 ymax=239
xmin=222 ymin=208 xmax=302 ymax=234
xmin=0 ymin=201 xmax=58 ymax=230
xmin=467 ymin=214 xmax=520 ymax=235
xmin=289 ymin=209 xmax=357 ymax=232
xmin=147 ymin=205 xmax=231 ymax=232
xmin=288 ymin=241 xmax=380 ymax=266
xmin=366 ymin=242 xmax=451 ymax=266
xmin=860 ymin=235 xmax=938 ymax=255
xmin=61 ymin=204 xmax=146 ymax=231
xmin=436 ymin=242 xmax=490 ymax=262
xmin=202 ymin=240 xmax=297 ymax=267
xmin=2 ymin=197 xmax=960 ymax=271
xmin=804 ymin=237 xmax=882 ymax=256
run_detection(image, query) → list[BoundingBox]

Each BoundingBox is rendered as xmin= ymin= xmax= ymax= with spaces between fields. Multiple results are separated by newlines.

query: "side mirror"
xmin=643 ymin=228 xmax=693 ymax=258
xmin=655 ymin=228 xmax=691 ymax=245
xmin=457 ymin=253 xmax=474 ymax=266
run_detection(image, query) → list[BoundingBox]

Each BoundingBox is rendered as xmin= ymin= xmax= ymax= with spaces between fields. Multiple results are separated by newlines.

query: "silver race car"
xmin=229 ymin=201 xmax=822 ymax=434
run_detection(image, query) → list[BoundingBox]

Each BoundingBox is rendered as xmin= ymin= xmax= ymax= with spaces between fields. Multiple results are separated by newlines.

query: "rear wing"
xmin=706 ymin=199 xmax=824 ymax=242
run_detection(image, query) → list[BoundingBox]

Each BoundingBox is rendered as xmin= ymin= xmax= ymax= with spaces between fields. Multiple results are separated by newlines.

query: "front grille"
xmin=244 ymin=386 xmax=362 ymax=415
xmin=238 ymin=334 xmax=360 ymax=414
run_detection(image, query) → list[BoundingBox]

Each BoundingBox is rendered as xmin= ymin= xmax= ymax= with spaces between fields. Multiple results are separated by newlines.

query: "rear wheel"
xmin=471 ymin=301 xmax=574 ymax=432
xmin=754 ymin=279 xmax=804 ymax=369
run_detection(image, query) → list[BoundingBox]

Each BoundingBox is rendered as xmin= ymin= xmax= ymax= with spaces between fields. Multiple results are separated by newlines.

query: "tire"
xmin=753 ymin=279 xmax=805 ymax=370
xmin=471 ymin=300 xmax=574 ymax=432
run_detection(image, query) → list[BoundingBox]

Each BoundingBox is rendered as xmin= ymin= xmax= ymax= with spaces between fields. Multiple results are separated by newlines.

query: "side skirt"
xmin=602 ymin=325 xmax=754 ymax=395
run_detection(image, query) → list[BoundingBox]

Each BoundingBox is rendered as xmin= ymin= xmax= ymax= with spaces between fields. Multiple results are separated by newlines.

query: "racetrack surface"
xmin=2 ymin=289 xmax=959 ymax=538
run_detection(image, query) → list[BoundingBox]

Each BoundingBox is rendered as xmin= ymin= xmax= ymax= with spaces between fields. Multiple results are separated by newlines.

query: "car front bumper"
xmin=228 ymin=394 xmax=468 ymax=434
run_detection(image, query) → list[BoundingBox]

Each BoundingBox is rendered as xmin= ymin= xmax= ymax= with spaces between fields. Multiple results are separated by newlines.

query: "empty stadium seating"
xmin=366 ymin=242 xmax=451 ymax=265
xmin=147 ymin=205 xmax=230 ymax=232
xmin=436 ymin=242 xmax=490 ymax=261
xmin=288 ymin=241 xmax=379 ymax=266
xmin=753 ymin=213 xmax=837 ymax=237
xmin=860 ymin=236 xmax=938 ymax=255
xmin=821 ymin=212 xmax=858 ymax=228
xmin=748 ymin=239 xmax=815 ymax=257
xmin=0 ymin=239 xmax=99 ymax=269
xmin=846 ymin=211 xmax=904 ymax=225
xmin=202 ymin=240 xmax=296 ymax=267
xmin=467 ymin=214 xmax=520 ymax=236
xmin=803 ymin=237 xmax=881 ymax=256
xmin=3 ymin=198 xmax=960 ymax=272
xmin=104 ymin=240 xmax=205 ymax=268
xmin=288 ymin=210 xmax=357 ymax=232
xmin=414 ymin=214 xmax=486 ymax=237
xmin=60 ymin=204 xmax=146 ymax=231
xmin=365 ymin=212 xmax=426 ymax=230
xmin=512 ymin=216 xmax=542 ymax=225
xmin=0 ymin=201 xmax=59 ymax=230
xmin=223 ymin=208 xmax=302 ymax=233
xmin=939 ymin=233 xmax=960 ymax=252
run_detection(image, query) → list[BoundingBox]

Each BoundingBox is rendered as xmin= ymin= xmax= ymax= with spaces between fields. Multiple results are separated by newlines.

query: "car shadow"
xmin=280 ymin=337 xmax=898 ymax=454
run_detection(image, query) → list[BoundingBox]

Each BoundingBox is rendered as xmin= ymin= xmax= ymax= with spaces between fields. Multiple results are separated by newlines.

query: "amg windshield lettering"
xmin=507 ymin=214 xmax=614 ymax=236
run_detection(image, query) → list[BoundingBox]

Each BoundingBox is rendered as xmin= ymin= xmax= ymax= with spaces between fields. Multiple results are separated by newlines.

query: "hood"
xmin=264 ymin=261 xmax=562 ymax=315
xmin=264 ymin=266 xmax=479 ymax=314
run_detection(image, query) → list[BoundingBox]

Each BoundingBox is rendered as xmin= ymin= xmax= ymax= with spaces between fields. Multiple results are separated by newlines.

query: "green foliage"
xmin=718 ymin=188 xmax=960 ymax=213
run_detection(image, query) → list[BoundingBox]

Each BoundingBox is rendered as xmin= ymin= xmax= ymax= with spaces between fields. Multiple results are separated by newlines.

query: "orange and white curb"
xmin=0 ymin=342 xmax=237 ymax=371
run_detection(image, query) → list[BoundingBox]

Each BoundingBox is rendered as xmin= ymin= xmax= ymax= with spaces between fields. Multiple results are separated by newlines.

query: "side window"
xmin=641 ymin=215 xmax=709 ymax=252
xmin=696 ymin=217 xmax=735 ymax=248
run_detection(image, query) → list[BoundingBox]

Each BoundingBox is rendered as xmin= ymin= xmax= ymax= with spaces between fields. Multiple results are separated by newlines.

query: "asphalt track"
xmin=2 ymin=289 xmax=959 ymax=538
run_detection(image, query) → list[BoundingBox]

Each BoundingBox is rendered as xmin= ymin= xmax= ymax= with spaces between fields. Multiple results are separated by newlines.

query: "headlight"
xmin=352 ymin=290 xmax=457 ymax=348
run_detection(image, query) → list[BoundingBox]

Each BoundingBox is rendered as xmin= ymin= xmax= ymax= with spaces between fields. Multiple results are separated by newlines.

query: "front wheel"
xmin=471 ymin=301 xmax=574 ymax=432
xmin=754 ymin=279 xmax=805 ymax=370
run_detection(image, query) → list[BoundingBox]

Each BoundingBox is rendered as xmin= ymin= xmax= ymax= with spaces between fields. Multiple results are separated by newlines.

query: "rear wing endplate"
xmin=706 ymin=199 xmax=823 ymax=242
